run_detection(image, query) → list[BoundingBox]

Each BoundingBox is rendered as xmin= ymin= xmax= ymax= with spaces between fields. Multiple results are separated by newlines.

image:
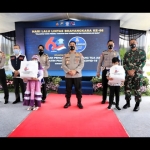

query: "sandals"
xmin=27 ymin=106 xmax=39 ymax=111
xmin=33 ymin=107 xmax=39 ymax=110
xmin=27 ymin=107 xmax=33 ymax=111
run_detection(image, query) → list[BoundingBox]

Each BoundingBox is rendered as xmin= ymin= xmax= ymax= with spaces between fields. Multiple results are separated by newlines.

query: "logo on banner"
xmin=70 ymin=22 xmax=75 ymax=26
xmin=45 ymin=37 xmax=66 ymax=52
xmin=69 ymin=36 xmax=86 ymax=52
xmin=65 ymin=22 xmax=69 ymax=26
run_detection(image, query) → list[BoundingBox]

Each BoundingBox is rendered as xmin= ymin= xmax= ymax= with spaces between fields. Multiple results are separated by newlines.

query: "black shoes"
xmin=133 ymin=102 xmax=140 ymax=111
xmin=12 ymin=100 xmax=21 ymax=104
xmin=4 ymin=101 xmax=8 ymax=104
xmin=77 ymin=103 xmax=83 ymax=109
xmin=41 ymin=100 xmax=45 ymax=103
xmin=123 ymin=101 xmax=130 ymax=109
xmin=116 ymin=106 xmax=121 ymax=110
xmin=101 ymin=100 xmax=106 ymax=104
xmin=107 ymin=104 xmax=112 ymax=109
xmin=112 ymin=102 xmax=116 ymax=105
xmin=4 ymin=98 xmax=9 ymax=104
xmin=64 ymin=102 xmax=71 ymax=108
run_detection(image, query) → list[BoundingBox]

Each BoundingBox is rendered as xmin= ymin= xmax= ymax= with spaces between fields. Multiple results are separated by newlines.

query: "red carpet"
xmin=8 ymin=93 xmax=129 ymax=137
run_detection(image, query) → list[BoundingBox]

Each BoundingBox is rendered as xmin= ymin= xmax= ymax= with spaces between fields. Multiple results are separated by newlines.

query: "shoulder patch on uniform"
xmin=65 ymin=54 xmax=70 ymax=57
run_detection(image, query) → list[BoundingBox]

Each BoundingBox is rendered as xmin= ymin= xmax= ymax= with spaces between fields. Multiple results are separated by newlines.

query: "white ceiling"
xmin=0 ymin=13 xmax=150 ymax=33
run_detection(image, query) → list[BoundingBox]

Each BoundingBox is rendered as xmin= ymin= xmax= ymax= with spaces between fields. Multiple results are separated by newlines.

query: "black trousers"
xmin=41 ymin=77 xmax=48 ymax=100
xmin=0 ymin=68 xmax=9 ymax=100
xmin=65 ymin=77 xmax=82 ymax=100
xmin=13 ymin=78 xmax=26 ymax=101
xmin=102 ymin=69 xmax=109 ymax=101
xmin=109 ymin=86 xmax=120 ymax=105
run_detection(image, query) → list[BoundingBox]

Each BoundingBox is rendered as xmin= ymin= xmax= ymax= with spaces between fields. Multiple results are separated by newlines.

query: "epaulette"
xmin=65 ymin=53 xmax=70 ymax=57
xmin=76 ymin=52 xmax=83 ymax=56
xmin=103 ymin=50 xmax=107 ymax=52
xmin=43 ymin=54 xmax=49 ymax=58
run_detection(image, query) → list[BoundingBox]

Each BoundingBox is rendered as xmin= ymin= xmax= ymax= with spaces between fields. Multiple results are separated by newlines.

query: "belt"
xmin=104 ymin=67 xmax=110 ymax=70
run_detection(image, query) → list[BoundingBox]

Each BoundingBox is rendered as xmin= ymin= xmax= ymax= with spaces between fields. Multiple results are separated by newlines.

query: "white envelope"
xmin=20 ymin=61 xmax=38 ymax=79
xmin=109 ymin=65 xmax=125 ymax=84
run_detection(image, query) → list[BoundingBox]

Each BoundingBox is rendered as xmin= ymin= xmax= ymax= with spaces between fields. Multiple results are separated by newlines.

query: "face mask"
xmin=39 ymin=49 xmax=44 ymax=55
xmin=14 ymin=49 xmax=20 ymax=55
xmin=108 ymin=45 xmax=113 ymax=49
xmin=70 ymin=46 xmax=75 ymax=51
xmin=130 ymin=44 xmax=136 ymax=49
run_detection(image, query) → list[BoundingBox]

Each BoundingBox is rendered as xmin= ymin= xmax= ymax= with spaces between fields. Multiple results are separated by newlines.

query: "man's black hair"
xmin=107 ymin=40 xmax=114 ymax=44
xmin=38 ymin=44 xmax=44 ymax=49
xmin=69 ymin=41 xmax=76 ymax=45
xmin=14 ymin=44 xmax=20 ymax=49
xmin=112 ymin=57 xmax=120 ymax=63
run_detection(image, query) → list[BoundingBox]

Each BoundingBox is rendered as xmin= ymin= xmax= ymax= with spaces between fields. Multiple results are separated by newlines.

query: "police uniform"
xmin=8 ymin=54 xmax=27 ymax=104
xmin=97 ymin=49 xmax=120 ymax=103
xmin=37 ymin=53 xmax=50 ymax=102
xmin=0 ymin=53 xmax=9 ymax=104
xmin=61 ymin=51 xmax=84 ymax=109
xmin=123 ymin=48 xmax=146 ymax=111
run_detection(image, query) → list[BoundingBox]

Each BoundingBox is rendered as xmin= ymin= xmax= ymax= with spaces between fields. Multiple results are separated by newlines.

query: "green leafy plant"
xmin=46 ymin=76 xmax=62 ymax=92
xmin=146 ymin=72 xmax=150 ymax=76
xmin=90 ymin=76 xmax=102 ymax=84
xmin=119 ymin=47 xmax=127 ymax=65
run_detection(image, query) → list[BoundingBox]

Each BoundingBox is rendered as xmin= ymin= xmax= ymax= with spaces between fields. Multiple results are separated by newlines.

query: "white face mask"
xmin=13 ymin=49 xmax=20 ymax=55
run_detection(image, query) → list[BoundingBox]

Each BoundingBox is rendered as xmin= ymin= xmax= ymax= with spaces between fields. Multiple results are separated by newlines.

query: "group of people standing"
xmin=0 ymin=44 xmax=50 ymax=110
xmin=0 ymin=38 xmax=147 ymax=112
xmin=96 ymin=39 xmax=146 ymax=112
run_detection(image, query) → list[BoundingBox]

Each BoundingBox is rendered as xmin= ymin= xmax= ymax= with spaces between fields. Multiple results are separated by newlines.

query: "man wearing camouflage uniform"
xmin=96 ymin=40 xmax=121 ymax=104
xmin=61 ymin=41 xmax=84 ymax=109
xmin=123 ymin=39 xmax=146 ymax=111
xmin=37 ymin=44 xmax=50 ymax=103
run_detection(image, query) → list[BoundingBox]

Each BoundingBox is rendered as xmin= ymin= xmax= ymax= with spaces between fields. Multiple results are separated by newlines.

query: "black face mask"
xmin=108 ymin=45 xmax=113 ymax=49
xmin=39 ymin=49 xmax=44 ymax=55
xmin=130 ymin=44 xmax=136 ymax=49
xmin=70 ymin=46 xmax=75 ymax=51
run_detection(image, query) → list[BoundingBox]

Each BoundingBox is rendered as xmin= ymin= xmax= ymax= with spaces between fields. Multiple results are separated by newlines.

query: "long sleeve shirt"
xmin=123 ymin=48 xmax=146 ymax=75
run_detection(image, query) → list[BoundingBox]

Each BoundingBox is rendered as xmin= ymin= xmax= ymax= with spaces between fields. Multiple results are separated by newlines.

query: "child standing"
xmin=106 ymin=57 xmax=125 ymax=110
xmin=23 ymin=55 xmax=44 ymax=110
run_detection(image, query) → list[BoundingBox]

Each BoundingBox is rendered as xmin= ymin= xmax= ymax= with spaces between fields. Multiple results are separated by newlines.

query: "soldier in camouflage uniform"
xmin=61 ymin=41 xmax=84 ymax=109
xmin=37 ymin=45 xmax=50 ymax=103
xmin=96 ymin=40 xmax=121 ymax=104
xmin=123 ymin=39 xmax=146 ymax=111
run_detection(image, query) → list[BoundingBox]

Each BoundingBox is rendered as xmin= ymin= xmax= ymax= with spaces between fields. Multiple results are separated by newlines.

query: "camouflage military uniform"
xmin=123 ymin=48 xmax=146 ymax=102
xmin=37 ymin=53 xmax=50 ymax=101
xmin=61 ymin=51 xmax=84 ymax=104
xmin=97 ymin=50 xmax=120 ymax=102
